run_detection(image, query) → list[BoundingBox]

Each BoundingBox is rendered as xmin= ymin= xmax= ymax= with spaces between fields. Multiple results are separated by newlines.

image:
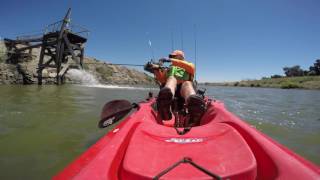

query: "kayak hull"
xmin=53 ymin=98 xmax=319 ymax=179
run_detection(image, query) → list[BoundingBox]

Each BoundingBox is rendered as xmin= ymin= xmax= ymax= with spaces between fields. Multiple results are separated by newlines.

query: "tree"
xmin=283 ymin=65 xmax=304 ymax=77
xmin=303 ymin=70 xmax=309 ymax=76
xmin=271 ymin=74 xmax=282 ymax=78
xmin=309 ymin=59 xmax=320 ymax=75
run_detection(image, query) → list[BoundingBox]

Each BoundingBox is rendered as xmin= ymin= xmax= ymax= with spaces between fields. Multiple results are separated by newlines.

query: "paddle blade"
xmin=99 ymin=100 xmax=133 ymax=128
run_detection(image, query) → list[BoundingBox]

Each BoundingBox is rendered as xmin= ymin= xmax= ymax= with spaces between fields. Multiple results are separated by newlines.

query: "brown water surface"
xmin=0 ymin=85 xmax=319 ymax=179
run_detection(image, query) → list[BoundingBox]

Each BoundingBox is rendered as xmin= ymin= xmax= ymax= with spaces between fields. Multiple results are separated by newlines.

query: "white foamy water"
xmin=67 ymin=69 xmax=157 ymax=90
xmin=85 ymin=84 xmax=157 ymax=90
xmin=67 ymin=69 xmax=100 ymax=85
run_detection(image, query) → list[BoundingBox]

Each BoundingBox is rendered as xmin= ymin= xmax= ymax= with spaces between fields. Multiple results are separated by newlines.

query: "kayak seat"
xmin=120 ymin=122 xmax=257 ymax=180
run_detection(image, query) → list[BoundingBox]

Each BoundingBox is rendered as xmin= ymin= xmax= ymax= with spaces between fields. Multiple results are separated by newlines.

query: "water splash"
xmin=67 ymin=69 xmax=157 ymax=90
xmin=66 ymin=69 xmax=100 ymax=85
xmin=85 ymin=84 xmax=157 ymax=90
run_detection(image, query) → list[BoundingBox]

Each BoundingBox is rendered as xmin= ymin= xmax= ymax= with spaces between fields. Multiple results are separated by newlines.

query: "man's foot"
xmin=157 ymin=87 xmax=173 ymax=120
xmin=187 ymin=94 xmax=206 ymax=126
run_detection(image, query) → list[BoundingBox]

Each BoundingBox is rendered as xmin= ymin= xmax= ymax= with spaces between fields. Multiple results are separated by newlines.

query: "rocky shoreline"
xmin=78 ymin=57 xmax=154 ymax=85
xmin=0 ymin=41 xmax=154 ymax=85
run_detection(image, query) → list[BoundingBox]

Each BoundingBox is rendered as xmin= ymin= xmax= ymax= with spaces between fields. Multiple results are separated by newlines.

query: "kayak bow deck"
xmin=54 ymin=98 xmax=319 ymax=180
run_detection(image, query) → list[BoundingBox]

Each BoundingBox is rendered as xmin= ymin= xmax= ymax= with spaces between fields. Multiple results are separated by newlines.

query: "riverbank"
xmin=204 ymin=76 xmax=320 ymax=90
xmin=0 ymin=40 xmax=154 ymax=85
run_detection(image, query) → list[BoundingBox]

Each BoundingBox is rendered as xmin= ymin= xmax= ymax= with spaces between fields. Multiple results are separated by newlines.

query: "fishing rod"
xmin=180 ymin=25 xmax=184 ymax=51
xmin=171 ymin=26 xmax=184 ymax=51
xmin=84 ymin=62 xmax=144 ymax=67
xmin=105 ymin=63 xmax=144 ymax=67
xmin=146 ymin=32 xmax=155 ymax=60
xmin=171 ymin=31 xmax=174 ymax=51
xmin=194 ymin=24 xmax=198 ymax=82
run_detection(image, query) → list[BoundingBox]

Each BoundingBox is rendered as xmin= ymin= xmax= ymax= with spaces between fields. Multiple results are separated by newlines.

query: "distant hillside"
xmin=204 ymin=59 xmax=320 ymax=90
xmin=78 ymin=57 xmax=154 ymax=85
xmin=0 ymin=40 xmax=154 ymax=85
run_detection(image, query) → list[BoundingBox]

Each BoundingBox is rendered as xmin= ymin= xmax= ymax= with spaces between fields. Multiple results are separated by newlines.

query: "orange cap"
xmin=170 ymin=50 xmax=185 ymax=59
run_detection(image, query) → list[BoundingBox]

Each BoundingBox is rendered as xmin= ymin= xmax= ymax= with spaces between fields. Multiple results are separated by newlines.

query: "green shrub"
xmin=281 ymin=81 xmax=301 ymax=89
xmin=271 ymin=75 xmax=282 ymax=78
xmin=95 ymin=66 xmax=113 ymax=77
xmin=82 ymin=63 xmax=89 ymax=70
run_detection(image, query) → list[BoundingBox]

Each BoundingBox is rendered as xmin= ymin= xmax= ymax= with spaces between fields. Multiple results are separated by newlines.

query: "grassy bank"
xmin=205 ymin=76 xmax=320 ymax=90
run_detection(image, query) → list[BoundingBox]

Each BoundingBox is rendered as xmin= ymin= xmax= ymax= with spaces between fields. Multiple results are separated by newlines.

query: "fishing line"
xmin=193 ymin=24 xmax=198 ymax=82
xmin=84 ymin=62 xmax=144 ymax=66
xmin=171 ymin=31 xmax=174 ymax=52
xmin=146 ymin=32 xmax=155 ymax=61
xmin=180 ymin=25 xmax=184 ymax=51
xmin=145 ymin=32 xmax=157 ymax=91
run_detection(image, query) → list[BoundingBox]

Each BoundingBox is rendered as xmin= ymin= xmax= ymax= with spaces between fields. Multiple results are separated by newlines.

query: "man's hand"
xmin=144 ymin=62 xmax=160 ymax=73
xmin=144 ymin=62 xmax=152 ymax=73
xmin=159 ymin=58 xmax=171 ymax=64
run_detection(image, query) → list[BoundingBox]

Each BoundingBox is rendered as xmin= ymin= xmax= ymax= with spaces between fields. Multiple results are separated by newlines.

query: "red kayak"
xmin=54 ymin=98 xmax=319 ymax=179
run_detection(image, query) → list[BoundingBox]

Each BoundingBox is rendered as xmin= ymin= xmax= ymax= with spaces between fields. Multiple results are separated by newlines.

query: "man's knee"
xmin=165 ymin=76 xmax=178 ymax=94
xmin=166 ymin=76 xmax=177 ymax=82
xmin=181 ymin=81 xmax=193 ymax=89
xmin=181 ymin=81 xmax=196 ymax=98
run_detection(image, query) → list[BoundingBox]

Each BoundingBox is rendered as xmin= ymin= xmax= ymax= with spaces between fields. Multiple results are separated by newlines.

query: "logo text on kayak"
xmin=165 ymin=138 xmax=204 ymax=144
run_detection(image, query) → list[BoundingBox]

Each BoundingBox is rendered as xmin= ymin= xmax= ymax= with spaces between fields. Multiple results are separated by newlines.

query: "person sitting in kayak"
xmin=144 ymin=50 xmax=206 ymax=126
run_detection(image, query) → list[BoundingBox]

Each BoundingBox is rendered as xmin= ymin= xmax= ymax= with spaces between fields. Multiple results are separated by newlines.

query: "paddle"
xmin=98 ymin=100 xmax=138 ymax=128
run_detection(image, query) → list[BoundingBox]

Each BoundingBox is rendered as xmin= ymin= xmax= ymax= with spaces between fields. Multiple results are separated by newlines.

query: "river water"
xmin=0 ymin=85 xmax=319 ymax=179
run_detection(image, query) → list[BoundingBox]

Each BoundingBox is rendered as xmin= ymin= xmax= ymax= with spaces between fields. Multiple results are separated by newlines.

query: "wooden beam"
xmin=58 ymin=8 xmax=71 ymax=41
xmin=17 ymin=43 xmax=42 ymax=52
xmin=56 ymin=42 xmax=64 ymax=85
xmin=58 ymin=63 xmax=70 ymax=76
xmin=37 ymin=43 xmax=46 ymax=85
xmin=80 ymin=48 xmax=84 ymax=69
xmin=42 ymin=58 xmax=54 ymax=67
xmin=63 ymin=34 xmax=80 ymax=64
xmin=39 ymin=64 xmax=57 ymax=68
xmin=67 ymin=43 xmax=81 ymax=50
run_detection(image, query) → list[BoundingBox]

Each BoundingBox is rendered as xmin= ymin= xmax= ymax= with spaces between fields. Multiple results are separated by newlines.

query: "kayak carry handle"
xmin=153 ymin=157 xmax=222 ymax=180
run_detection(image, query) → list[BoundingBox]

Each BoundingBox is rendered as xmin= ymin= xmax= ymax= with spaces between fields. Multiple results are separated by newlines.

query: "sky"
xmin=1 ymin=0 xmax=319 ymax=82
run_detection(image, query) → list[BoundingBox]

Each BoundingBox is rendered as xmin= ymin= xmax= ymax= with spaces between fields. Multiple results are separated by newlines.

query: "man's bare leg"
xmin=165 ymin=76 xmax=177 ymax=96
xmin=180 ymin=81 xmax=196 ymax=100
xmin=180 ymin=81 xmax=205 ymax=126
xmin=157 ymin=76 xmax=177 ymax=120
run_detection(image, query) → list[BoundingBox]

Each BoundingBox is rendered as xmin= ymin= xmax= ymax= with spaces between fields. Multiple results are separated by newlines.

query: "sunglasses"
xmin=169 ymin=55 xmax=177 ymax=58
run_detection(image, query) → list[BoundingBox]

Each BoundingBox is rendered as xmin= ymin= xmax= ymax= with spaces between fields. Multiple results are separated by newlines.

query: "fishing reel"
xmin=144 ymin=59 xmax=168 ymax=73
xmin=144 ymin=61 xmax=154 ymax=73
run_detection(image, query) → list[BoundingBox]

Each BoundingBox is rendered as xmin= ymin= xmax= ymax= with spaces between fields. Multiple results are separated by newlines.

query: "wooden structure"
xmin=4 ymin=8 xmax=88 ymax=85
